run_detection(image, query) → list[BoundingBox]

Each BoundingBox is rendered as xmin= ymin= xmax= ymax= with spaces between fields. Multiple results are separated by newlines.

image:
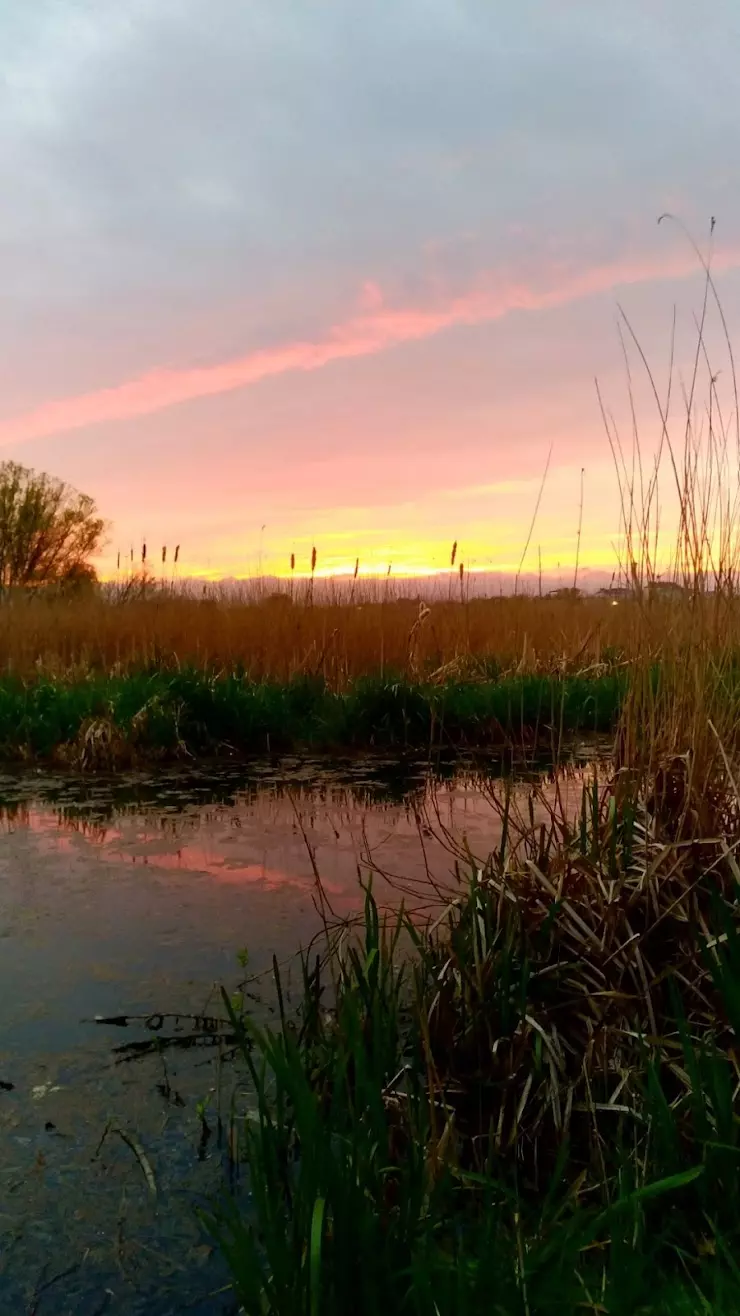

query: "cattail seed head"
xmin=142 ymin=541 xmax=147 ymax=563
xmin=459 ymin=561 xmax=464 ymax=581
xmin=354 ymin=557 xmax=359 ymax=579
xmin=116 ymin=551 xmax=120 ymax=570
xmin=450 ymin=540 xmax=457 ymax=567
xmin=162 ymin=546 xmax=167 ymax=564
xmin=174 ymin=545 xmax=180 ymax=564
xmin=290 ymin=552 xmax=295 ymax=572
xmin=311 ymin=546 xmax=317 ymax=574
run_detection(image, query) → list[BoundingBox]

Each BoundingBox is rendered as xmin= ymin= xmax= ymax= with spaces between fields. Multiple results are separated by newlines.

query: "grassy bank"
xmin=0 ymin=668 xmax=628 ymax=764
xmin=206 ymin=776 xmax=740 ymax=1314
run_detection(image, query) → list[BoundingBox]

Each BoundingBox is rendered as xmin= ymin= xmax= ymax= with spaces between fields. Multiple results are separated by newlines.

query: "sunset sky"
xmin=2 ymin=1 xmax=740 ymax=582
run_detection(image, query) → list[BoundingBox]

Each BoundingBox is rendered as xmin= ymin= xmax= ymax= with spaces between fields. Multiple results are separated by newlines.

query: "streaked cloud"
xmin=2 ymin=241 xmax=737 ymax=449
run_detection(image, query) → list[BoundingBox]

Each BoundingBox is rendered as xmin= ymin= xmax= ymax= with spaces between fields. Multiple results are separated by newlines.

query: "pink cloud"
xmin=1 ymin=244 xmax=738 ymax=448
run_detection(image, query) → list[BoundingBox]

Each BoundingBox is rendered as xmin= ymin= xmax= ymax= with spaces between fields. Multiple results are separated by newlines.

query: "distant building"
xmin=647 ymin=579 xmax=686 ymax=599
xmin=596 ymin=586 xmax=633 ymax=600
xmin=595 ymin=578 xmax=687 ymax=602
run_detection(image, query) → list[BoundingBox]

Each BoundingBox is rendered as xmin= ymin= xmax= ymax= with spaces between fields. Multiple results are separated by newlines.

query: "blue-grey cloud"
xmin=1 ymin=0 xmax=737 ymax=330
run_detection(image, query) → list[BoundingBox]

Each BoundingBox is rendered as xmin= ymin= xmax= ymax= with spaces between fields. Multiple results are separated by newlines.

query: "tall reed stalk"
xmin=599 ymin=228 xmax=740 ymax=815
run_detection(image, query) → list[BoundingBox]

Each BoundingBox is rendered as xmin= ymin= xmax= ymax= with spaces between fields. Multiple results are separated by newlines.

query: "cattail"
xmin=387 ymin=563 xmax=392 ymax=577
xmin=450 ymin=540 xmax=457 ymax=568
xmin=162 ymin=546 xmax=167 ymax=565
xmin=354 ymin=557 xmax=359 ymax=580
xmin=130 ymin=546 xmax=134 ymax=564
xmin=174 ymin=545 xmax=180 ymax=565
xmin=311 ymin=546 xmax=317 ymax=574
xmin=459 ymin=561 xmax=464 ymax=582
xmin=290 ymin=552 xmax=295 ymax=572
xmin=142 ymin=541 xmax=147 ymax=564
xmin=116 ymin=551 xmax=120 ymax=571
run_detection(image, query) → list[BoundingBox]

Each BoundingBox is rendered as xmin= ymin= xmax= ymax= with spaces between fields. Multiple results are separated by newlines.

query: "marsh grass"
xmin=205 ymin=790 xmax=740 ymax=1313
xmin=0 ymin=587 xmax=646 ymax=683
xmin=0 ymin=668 xmax=628 ymax=764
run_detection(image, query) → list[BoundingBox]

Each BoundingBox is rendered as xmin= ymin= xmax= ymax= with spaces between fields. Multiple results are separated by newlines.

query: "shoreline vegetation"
xmin=210 ymin=803 xmax=740 ymax=1314
xmin=0 ymin=587 xmax=724 ymax=767
xmin=0 ymin=664 xmax=627 ymax=765
xmin=0 ymin=564 xmax=732 ymax=769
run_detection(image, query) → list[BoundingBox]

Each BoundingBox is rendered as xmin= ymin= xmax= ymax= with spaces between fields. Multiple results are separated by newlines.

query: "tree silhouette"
xmin=0 ymin=462 xmax=105 ymax=590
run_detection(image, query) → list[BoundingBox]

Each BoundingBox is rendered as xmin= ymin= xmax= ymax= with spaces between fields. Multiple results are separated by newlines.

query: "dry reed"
xmin=0 ymin=589 xmax=665 ymax=685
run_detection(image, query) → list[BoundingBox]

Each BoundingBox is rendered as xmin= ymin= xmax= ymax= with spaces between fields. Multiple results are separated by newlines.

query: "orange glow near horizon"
xmin=96 ymin=522 xmax=639 ymax=585
xmin=93 ymin=444 xmax=722 ymax=588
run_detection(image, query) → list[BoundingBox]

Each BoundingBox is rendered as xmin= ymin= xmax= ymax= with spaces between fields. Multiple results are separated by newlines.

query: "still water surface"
xmin=0 ymin=753 xmax=595 ymax=1314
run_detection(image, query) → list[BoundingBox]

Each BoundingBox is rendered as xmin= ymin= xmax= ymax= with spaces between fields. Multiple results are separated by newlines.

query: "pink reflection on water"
xmin=0 ymin=765 xmax=597 ymax=925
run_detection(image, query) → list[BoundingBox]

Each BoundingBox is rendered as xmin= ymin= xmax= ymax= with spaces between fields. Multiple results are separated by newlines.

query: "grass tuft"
xmin=204 ymin=785 xmax=740 ymax=1312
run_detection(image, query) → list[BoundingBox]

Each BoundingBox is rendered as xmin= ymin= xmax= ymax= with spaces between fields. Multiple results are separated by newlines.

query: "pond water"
xmin=0 ymin=752 xmax=598 ymax=1314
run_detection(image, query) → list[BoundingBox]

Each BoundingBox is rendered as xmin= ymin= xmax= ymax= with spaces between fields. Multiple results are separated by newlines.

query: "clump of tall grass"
xmin=206 ymin=771 xmax=740 ymax=1314
xmin=602 ymin=224 xmax=740 ymax=806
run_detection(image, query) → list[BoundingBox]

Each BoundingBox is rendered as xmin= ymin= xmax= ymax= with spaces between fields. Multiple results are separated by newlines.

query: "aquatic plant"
xmin=205 ymin=771 xmax=740 ymax=1314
